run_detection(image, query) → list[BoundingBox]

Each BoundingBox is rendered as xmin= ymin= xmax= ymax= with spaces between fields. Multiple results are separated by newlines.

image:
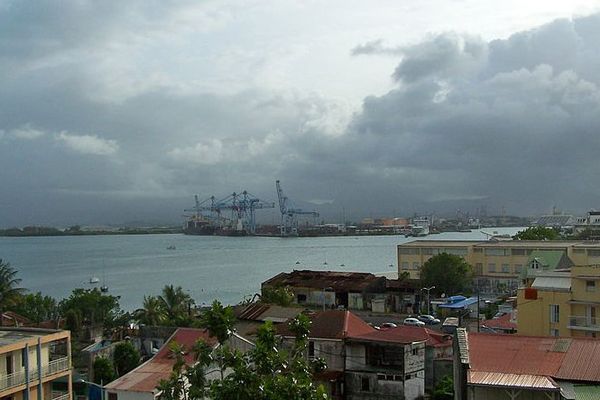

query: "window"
xmin=421 ymin=248 xmax=436 ymax=255
xmin=399 ymin=248 xmax=420 ymax=255
xmin=531 ymin=259 xmax=540 ymax=269
xmin=361 ymin=377 xmax=370 ymax=391
xmin=475 ymin=263 xmax=483 ymax=275
xmin=588 ymin=250 xmax=600 ymax=257
xmin=587 ymin=281 xmax=596 ymax=292
xmin=473 ymin=248 xmax=483 ymax=253
xmin=413 ymin=262 xmax=420 ymax=270
xmin=308 ymin=341 xmax=315 ymax=359
xmin=550 ymin=304 xmax=560 ymax=323
xmin=297 ymin=294 xmax=307 ymax=303
xmin=550 ymin=328 xmax=559 ymax=337
xmin=443 ymin=247 xmax=468 ymax=256
xmin=108 ymin=393 xmax=117 ymax=400
xmin=511 ymin=248 xmax=526 ymax=256
xmin=485 ymin=248 xmax=508 ymax=256
xmin=501 ymin=264 xmax=510 ymax=273
xmin=488 ymin=263 xmax=496 ymax=273
xmin=514 ymin=264 xmax=523 ymax=273
xmin=401 ymin=262 xmax=409 ymax=270
xmin=412 ymin=347 xmax=419 ymax=356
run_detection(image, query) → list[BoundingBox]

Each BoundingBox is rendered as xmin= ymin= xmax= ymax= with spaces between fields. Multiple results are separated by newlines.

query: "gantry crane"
xmin=276 ymin=180 xmax=319 ymax=237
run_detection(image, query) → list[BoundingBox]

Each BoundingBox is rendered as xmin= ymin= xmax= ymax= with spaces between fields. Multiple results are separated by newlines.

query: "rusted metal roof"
xmin=262 ymin=270 xmax=385 ymax=292
xmin=468 ymin=371 xmax=560 ymax=391
xmin=237 ymin=303 xmax=270 ymax=320
xmin=555 ymin=338 xmax=600 ymax=382
xmin=105 ymin=328 xmax=217 ymax=393
xmin=348 ymin=325 xmax=451 ymax=347
xmin=481 ymin=313 xmax=517 ymax=332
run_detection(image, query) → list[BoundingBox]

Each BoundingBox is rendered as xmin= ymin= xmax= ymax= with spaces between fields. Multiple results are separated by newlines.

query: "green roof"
xmin=574 ymin=385 xmax=600 ymax=400
xmin=520 ymin=250 xmax=572 ymax=279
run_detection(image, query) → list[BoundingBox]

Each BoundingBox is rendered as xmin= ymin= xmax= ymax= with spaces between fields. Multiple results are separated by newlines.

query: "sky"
xmin=2 ymin=0 xmax=600 ymax=226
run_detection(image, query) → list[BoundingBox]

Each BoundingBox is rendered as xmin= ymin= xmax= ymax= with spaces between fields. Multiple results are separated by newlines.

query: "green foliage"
xmin=199 ymin=300 xmax=235 ymax=344
xmin=93 ymin=357 xmax=115 ymax=384
xmin=59 ymin=288 xmax=121 ymax=327
xmin=260 ymin=286 xmax=294 ymax=306
xmin=13 ymin=292 xmax=59 ymax=323
xmin=64 ymin=309 xmax=82 ymax=336
xmin=157 ymin=314 xmax=329 ymax=400
xmin=513 ymin=226 xmax=560 ymax=240
xmin=113 ymin=341 xmax=141 ymax=377
xmin=135 ymin=295 xmax=168 ymax=326
xmin=420 ymin=253 xmax=473 ymax=296
xmin=432 ymin=376 xmax=454 ymax=400
xmin=134 ymin=285 xmax=196 ymax=327
xmin=0 ymin=260 xmax=26 ymax=319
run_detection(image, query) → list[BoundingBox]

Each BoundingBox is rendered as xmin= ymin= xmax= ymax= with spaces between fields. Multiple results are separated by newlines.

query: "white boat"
xmin=89 ymin=277 xmax=100 ymax=284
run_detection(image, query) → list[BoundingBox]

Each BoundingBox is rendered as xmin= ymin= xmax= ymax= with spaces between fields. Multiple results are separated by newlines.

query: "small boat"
xmin=295 ymin=261 xmax=301 ymax=264
xmin=167 ymin=245 xmax=176 ymax=250
xmin=89 ymin=277 xmax=100 ymax=284
xmin=100 ymin=285 xmax=109 ymax=293
xmin=340 ymin=264 xmax=345 ymax=267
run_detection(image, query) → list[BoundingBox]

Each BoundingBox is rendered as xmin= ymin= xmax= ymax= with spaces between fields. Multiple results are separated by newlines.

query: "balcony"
xmin=52 ymin=393 xmax=71 ymax=400
xmin=0 ymin=357 xmax=70 ymax=393
xmin=568 ymin=316 xmax=600 ymax=331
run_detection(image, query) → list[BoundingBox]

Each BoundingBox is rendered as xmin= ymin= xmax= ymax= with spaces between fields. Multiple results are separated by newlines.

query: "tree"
xmin=157 ymin=314 xmax=329 ymax=400
xmin=260 ymin=286 xmax=293 ymax=306
xmin=0 ymin=260 xmax=26 ymax=325
xmin=158 ymin=285 xmax=194 ymax=326
xmin=13 ymin=292 xmax=59 ymax=324
xmin=420 ymin=253 xmax=473 ymax=296
xmin=59 ymin=288 xmax=121 ymax=327
xmin=134 ymin=295 xmax=167 ymax=326
xmin=513 ymin=226 xmax=560 ymax=240
xmin=113 ymin=341 xmax=141 ymax=377
xmin=432 ymin=376 xmax=453 ymax=400
xmin=93 ymin=357 xmax=115 ymax=384
xmin=199 ymin=300 xmax=235 ymax=345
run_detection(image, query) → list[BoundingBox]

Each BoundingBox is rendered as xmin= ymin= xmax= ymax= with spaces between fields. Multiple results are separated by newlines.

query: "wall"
xmin=468 ymin=386 xmax=559 ymax=400
xmin=517 ymin=288 xmax=570 ymax=336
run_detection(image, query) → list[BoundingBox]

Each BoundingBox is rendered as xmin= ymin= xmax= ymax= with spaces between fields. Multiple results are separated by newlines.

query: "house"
xmin=517 ymin=264 xmax=600 ymax=337
xmin=277 ymin=310 xmax=375 ymax=399
xmin=262 ymin=270 xmax=418 ymax=313
xmin=346 ymin=325 xmax=451 ymax=398
xmin=520 ymin=250 xmax=574 ymax=286
xmin=0 ymin=328 xmax=72 ymax=400
xmin=233 ymin=303 xmax=302 ymax=339
xmin=453 ymin=328 xmax=600 ymax=399
xmin=397 ymin=239 xmax=600 ymax=294
xmin=481 ymin=313 xmax=517 ymax=334
xmin=104 ymin=328 xmax=219 ymax=400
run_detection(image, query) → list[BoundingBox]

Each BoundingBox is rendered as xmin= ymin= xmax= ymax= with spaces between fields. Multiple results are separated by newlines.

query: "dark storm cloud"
xmin=1 ymin=5 xmax=600 ymax=226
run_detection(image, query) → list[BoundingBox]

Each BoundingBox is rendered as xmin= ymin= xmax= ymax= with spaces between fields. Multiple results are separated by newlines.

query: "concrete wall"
xmin=517 ymin=287 xmax=570 ymax=336
xmin=348 ymin=293 xmax=364 ymax=310
xmin=468 ymin=386 xmax=559 ymax=400
xmin=313 ymin=339 xmax=344 ymax=371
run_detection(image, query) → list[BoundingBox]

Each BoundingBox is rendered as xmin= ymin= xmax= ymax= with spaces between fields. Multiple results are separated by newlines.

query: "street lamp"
xmin=421 ymin=286 xmax=435 ymax=315
xmin=79 ymin=379 xmax=105 ymax=400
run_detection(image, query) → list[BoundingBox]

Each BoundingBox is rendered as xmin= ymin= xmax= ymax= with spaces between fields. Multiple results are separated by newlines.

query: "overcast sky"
xmin=2 ymin=1 xmax=600 ymax=226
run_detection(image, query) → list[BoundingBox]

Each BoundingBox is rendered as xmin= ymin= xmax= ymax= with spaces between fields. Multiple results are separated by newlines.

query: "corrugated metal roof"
xmin=555 ymin=339 xmax=600 ymax=381
xmin=573 ymin=385 xmax=600 ymax=400
xmin=262 ymin=269 xmax=385 ymax=292
xmin=276 ymin=310 xmax=374 ymax=340
xmin=438 ymin=296 xmax=478 ymax=309
xmin=468 ymin=371 xmax=559 ymax=391
xmin=348 ymin=325 xmax=451 ymax=347
xmin=532 ymin=276 xmax=572 ymax=291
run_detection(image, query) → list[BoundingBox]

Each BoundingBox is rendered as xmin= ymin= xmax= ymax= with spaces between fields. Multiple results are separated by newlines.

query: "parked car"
xmin=403 ymin=317 xmax=425 ymax=327
xmin=380 ymin=322 xmax=398 ymax=328
xmin=417 ymin=314 xmax=441 ymax=325
xmin=441 ymin=317 xmax=459 ymax=334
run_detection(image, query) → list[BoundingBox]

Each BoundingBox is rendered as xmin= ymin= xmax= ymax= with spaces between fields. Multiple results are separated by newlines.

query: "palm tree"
xmin=158 ymin=285 xmax=193 ymax=323
xmin=135 ymin=296 xmax=167 ymax=326
xmin=0 ymin=260 xmax=26 ymax=326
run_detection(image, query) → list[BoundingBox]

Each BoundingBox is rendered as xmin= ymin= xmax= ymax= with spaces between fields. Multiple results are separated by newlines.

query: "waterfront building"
xmin=0 ymin=328 xmax=72 ymax=400
xmin=453 ymin=328 xmax=600 ymax=399
xmin=397 ymin=240 xmax=600 ymax=294
xmin=517 ymin=265 xmax=600 ymax=338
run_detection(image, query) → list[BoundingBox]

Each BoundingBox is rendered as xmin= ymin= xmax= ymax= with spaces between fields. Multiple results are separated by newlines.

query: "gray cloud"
xmin=1 ymin=5 xmax=600 ymax=226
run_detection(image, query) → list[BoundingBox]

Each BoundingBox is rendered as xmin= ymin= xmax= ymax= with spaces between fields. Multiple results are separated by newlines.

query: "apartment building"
xmin=517 ymin=265 xmax=600 ymax=338
xmin=0 ymin=328 xmax=72 ymax=400
xmin=397 ymin=240 xmax=600 ymax=293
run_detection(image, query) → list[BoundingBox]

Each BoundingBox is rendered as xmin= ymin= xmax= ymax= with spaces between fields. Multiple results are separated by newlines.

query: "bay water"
xmin=0 ymin=227 xmax=522 ymax=311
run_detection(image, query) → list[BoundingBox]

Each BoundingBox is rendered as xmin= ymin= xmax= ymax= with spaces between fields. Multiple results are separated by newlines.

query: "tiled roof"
xmin=277 ymin=310 xmax=374 ymax=340
xmin=105 ymin=328 xmax=217 ymax=393
xmin=348 ymin=325 xmax=451 ymax=347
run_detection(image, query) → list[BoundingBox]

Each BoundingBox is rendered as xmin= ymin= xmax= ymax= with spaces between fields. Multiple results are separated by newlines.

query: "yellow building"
xmin=397 ymin=240 xmax=600 ymax=293
xmin=0 ymin=328 xmax=72 ymax=400
xmin=517 ymin=265 xmax=600 ymax=338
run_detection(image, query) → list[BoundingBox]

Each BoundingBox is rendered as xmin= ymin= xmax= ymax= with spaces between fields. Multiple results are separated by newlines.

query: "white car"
xmin=403 ymin=317 xmax=426 ymax=327
xmin=418 ymin=314 xmax=441 ymax=324
xmin=380 ymin=322 xmax=398 ymax=328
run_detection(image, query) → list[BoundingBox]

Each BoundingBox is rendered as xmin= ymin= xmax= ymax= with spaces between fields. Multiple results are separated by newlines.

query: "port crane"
xmin=185 ymin=191 xmax=274 ymax=234
xmin=276 ymin=180 xmax=319 ymax=237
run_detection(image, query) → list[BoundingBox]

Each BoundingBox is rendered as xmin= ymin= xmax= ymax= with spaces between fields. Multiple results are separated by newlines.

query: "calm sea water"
xmin=0 ymin=227 xmax=522 ymax=311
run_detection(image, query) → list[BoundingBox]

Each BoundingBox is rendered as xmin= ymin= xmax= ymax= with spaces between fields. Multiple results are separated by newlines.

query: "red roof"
xmin=349 ymin=325 xmax=452 ymax=347
xmin=482 ymin=314 xmax=517 ymax=332
xmin=468 ymin=333 xmax=600 ymax=382
xmin=105 ymin=328 xmax=217 ymax=393
xmin=277 ymin=310 xmax=374 ymax=340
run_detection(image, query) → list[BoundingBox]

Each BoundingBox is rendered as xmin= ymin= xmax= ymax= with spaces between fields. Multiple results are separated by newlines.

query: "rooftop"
xmin=105 ymin=328 xmax=217 ymax=393
xmin=277 ymin=310 xmax=374 ymax=340
xmin=0 ymin=328 xmax=67 ymax=348
xmin=399 ymin=240 xmax=600 ymax=248
xmin=348 ymin=325 xmax=452 ymax=347
xmin=481 ymin=314 xmax=517 ymax=332
xmin=465 ymin=333 xmax=600 ymax=383
xmin=262 ymin=270 xmax=385 ymax=292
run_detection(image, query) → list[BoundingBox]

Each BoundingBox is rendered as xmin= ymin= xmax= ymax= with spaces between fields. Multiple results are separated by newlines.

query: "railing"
xmin=568 ymin=316 xmax=600 ymax=331
xmin=0 ymin=357 xmax=69 ymax=393
xmin=52 ymin=392 xmax=71 ymax=400
xmin=44 ymin=357 xmax=70 ymax=377
xmin=0 ymin=370 xmax=26 ymax=392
